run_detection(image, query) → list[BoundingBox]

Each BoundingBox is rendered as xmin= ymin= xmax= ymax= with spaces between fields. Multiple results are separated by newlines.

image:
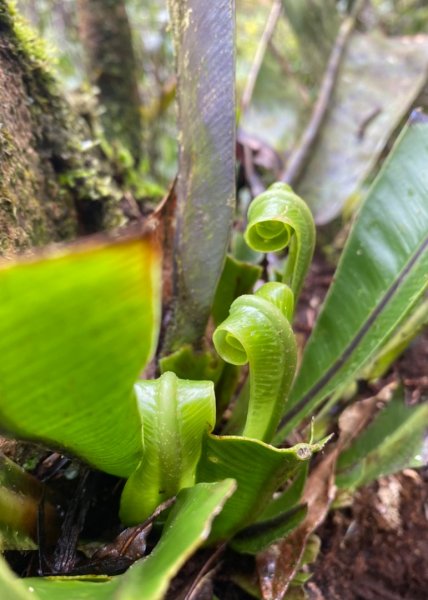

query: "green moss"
xmin=5 ymin=1 xmax=54 ymax=74
xmin=0 ymin=0 xmax=126 ymax=247
xmin=0 ymin=126 xmax=42 ymax=253
xmin=0 ymin=127 xmax=14 ymax=156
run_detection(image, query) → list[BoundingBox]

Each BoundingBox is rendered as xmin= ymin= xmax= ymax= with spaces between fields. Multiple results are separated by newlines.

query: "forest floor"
xmin=4 ymin=249 xmax=428 ymax=600
xmin=297 ymin=253 xmax=428 ymax=600
xmin=310 ymin=467 xmax=428 ymax=600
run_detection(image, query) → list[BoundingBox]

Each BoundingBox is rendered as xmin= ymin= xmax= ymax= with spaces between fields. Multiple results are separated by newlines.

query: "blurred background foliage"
xmin=16 ymin=0 xmax=428 ymax=220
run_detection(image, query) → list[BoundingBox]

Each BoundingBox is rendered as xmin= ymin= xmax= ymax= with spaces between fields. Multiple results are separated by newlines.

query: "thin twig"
xmin=241 ymin=0 xmax=282 ymax=114
xmin=280 ymin=0 xmax=367 ymax=186
xmin=37 ymin=488 xmax=47 ymax=575
xmin=183 ymin=542 xmax=228 ymax=600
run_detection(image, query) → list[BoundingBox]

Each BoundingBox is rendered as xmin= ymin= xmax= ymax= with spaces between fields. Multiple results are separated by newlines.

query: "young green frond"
xmin=120 ymin=371 xmax=216 ymax=525
xmin=245 ymin=182 xmax=315 ymax=304
xmin=213 ymin=282 xmax=297 ymax=442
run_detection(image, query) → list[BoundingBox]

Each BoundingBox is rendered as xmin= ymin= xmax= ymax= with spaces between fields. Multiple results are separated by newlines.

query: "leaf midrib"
xmin=278 ymin=234 xmax=428 ymax=431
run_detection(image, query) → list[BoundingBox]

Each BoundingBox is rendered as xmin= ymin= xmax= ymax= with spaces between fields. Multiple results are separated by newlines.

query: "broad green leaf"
xmin=0 ymin=529 xmax=36 ymax=553
xmin=0 ymin=453 xmax=58 ymax=550
xmin=297 ymin=32 xmax=428 ymax=224
xmin=21 ymin=577 xmax=117 ymax=600
xmin=23 ymin=482 xmax=236 ymax=600
xmin=338 ymin=386 xmax=421 ymax=472
xmin=230 ymin=503 xmax=307 ymax=555
xmin=277 ymin=114 xmax=428 ymax=439
xmin=116 ymin=481 xmax=236 ymax=600
xmin=120 ymin=372 xmax=216 ymax=524
xmin=362 ymin=298 xmax=428 ymax=381
xmin=0 ymin=232 xmax=161 ymax=477
xmin=164 ymin=0 xmax=236 ymax=350
xmin=0 ymin=554 xmax=37 ymax=600
xmin=336 ymin=387 xmax=428 ymax=489
xmin=359 ymin=412 xmax=427 ymax=485
xmin=281 ymin=0 xmax=338 ymax=77
xmin=236 ymin=2 xmax=311 ymax=156
xmin=213 ymin=282 xmax=296 ymax=442
xmin=236 ymin=0 xmax=307 ymax=155
xmin=197 ymin=433 xmax=326 ymax=542
xmin=257 ymin=462 xmax=308 ymax=521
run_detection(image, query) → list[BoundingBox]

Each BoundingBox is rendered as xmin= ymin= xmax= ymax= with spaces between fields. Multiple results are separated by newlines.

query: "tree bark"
xmin=0 ymin=0 xmax=125 ymax=258
xmin=76 ymin=0 xmax=143 ymax=164
xmin=0 ymin=1 xmax=130 ymax=466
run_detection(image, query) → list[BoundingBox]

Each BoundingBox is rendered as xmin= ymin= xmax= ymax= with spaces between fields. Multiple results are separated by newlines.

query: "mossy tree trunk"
xmin=76 ymin=0 xmax=143 ymax=164
xmin=0 ymin=0 xmax=130 ymax=462
xmin=0 ymin=0 xmax=125 ymax=259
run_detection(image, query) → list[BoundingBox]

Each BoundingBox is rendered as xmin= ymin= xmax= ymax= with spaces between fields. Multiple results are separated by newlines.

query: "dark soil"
xmin=294 ymin=249 xmax=335 ymax=346
xmin=396 ymin=330 xmax=428 ymax=405
xmin=310 ymin=469 xmax=428 ymax=600
xmin=295 ymin=252 xmax=428 ymax=600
